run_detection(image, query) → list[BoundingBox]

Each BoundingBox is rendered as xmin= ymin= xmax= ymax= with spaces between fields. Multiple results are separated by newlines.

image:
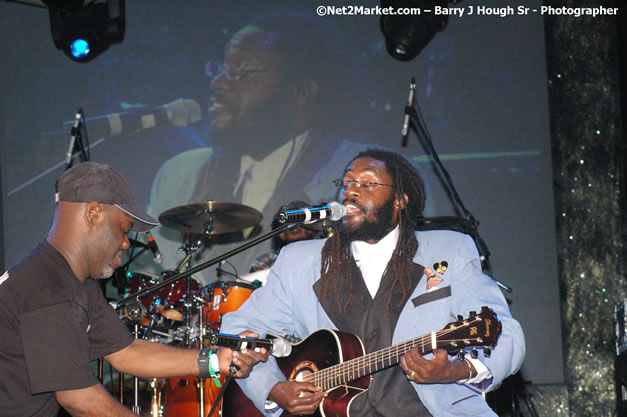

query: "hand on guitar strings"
xmin=400 ymin=347 xmax=476 ymax=384
xmin=217 ymin=330 xmax=270 ymax=378
xmin=268 ymin=381 xmax=327 ymax=416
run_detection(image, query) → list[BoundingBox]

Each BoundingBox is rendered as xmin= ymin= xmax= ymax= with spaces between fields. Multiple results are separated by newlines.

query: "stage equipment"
xmin=45 ymin=0 xmax=125 ymax=62
xmin=380 ymin=0 xmax=448 ymax=61
xmin=159 ymin=202 xmax=263 ymax=236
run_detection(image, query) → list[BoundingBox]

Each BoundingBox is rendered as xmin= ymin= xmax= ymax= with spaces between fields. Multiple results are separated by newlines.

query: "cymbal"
xmin=159 ymin=201 xmax=262 ymax=235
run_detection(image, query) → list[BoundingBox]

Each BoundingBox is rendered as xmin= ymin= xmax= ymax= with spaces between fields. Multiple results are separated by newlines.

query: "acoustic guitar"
xmin=222 ymin=307 xmax=501 ymax=417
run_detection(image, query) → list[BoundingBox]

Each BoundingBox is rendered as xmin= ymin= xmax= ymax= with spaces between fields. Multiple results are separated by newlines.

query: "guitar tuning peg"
xmin=483 ymin=348 xmax=491 ymax=358
xmin=471 ymin=349 xmax=478 ymax=359
xmin=457 ymin=351 xmax=465 ymax=360
xmin=457 ymin=315 xmax=464 ymax=322
xmin=469 ymin=311 xmax=477 ymax=318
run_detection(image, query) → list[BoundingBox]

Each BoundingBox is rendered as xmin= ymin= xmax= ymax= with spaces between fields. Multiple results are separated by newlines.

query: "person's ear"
xmin=84 ymin=202 xmax=103 ymax=227
xmin=395 ymin=192 xmax=408 ymax=210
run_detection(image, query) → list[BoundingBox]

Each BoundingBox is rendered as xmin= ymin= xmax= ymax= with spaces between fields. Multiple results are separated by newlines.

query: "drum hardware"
xmin=149 ymin=378 xmax=163 ymax=417
xmin=158 ymin=201 xmax=262 ymax=236
xmin=198 ymin=298 xmax=207 ymax=417
xmin=132 ymin=323 xmax=142 ymax=415
xmin=116 ymin=221 xmax=293 ymax=417
xmin=112 ymin=237 xmax=160 ymax=297
xmin=116 ymin=221 xmax=293 ymax=315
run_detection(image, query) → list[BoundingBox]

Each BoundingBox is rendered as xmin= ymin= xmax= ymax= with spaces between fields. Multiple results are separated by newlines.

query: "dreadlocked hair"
xmin=319 ymin=149 xmax=426 ymax=314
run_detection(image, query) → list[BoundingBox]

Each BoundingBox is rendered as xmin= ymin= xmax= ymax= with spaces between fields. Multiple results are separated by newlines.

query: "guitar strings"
xmin=301 ymin=319 xmax=485 ymax=389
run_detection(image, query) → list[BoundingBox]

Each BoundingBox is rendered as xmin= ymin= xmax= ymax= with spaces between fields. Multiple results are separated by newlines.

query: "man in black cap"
xmin=0 ymin=162 xmax=267 ymax=417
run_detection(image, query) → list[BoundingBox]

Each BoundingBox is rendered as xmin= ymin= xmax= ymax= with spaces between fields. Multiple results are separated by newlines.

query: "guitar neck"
xmin=310 ymin=332 xmax=438 ymax=391
xmin=309 ymin=308 xmax=500 ymax=392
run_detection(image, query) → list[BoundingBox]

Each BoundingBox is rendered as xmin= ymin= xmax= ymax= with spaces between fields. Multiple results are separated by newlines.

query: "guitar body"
xmin=222 ymin=328 xmax=370 ymax=417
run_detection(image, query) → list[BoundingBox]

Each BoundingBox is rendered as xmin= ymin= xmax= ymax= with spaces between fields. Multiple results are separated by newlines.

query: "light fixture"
xmin=46 ymin=0 xmax=125 ymax=63
xmin=380 ymin=0 xmax=448 ymax=61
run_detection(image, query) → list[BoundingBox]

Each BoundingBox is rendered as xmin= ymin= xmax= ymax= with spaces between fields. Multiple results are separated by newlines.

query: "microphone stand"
xmin=115 ymin=223 xmax=295 ymax=312
xmin=65 ymin=109 xmax=89 ymax=169
xmin=402 ymin=79 xmax=511 ymax=293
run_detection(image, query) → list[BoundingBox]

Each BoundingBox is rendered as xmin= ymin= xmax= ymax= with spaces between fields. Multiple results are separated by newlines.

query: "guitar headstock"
xmin=437 ymin=306 xmax=502 ymax=353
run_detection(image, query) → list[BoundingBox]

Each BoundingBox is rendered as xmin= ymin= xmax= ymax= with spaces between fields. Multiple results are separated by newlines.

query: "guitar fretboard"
xmin=302 ymin=319 xmax=485 ymax=391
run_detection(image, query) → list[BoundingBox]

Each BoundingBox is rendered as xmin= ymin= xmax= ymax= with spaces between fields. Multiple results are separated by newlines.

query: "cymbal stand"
xmin=198 ymin=300 xmax=206 ymax=417
xmin=194 ymin=218 xmax=214 ymax=417
xmin=132 ymin=323 xmax=141 ymax=415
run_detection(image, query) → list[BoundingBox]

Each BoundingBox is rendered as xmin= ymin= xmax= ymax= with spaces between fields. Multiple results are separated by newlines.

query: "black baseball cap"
xmin=55 ymin=162 xmax=159 ymax=232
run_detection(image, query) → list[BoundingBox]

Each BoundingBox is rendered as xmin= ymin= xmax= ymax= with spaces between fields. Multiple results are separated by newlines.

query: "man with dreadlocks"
xmin=219 ymin=149 xmax=525 ymax=416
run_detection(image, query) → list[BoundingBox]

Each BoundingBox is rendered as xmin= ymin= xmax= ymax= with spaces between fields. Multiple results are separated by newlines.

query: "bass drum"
xmin=164 ymin=375 xmax=224 ymax=417
xmin=123 ymin=271 xmax=162 ymax=309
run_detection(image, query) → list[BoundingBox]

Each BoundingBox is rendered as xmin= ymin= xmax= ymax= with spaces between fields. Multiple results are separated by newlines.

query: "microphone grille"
xmin=271 ymin=338 xmax=293 ymax=358
xmin=328 ymin=201 xmax=346 ymax=221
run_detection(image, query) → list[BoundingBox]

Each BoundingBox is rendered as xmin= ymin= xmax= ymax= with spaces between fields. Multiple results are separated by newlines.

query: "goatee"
xmin=339 ymin=194 xmax=396 ymax=242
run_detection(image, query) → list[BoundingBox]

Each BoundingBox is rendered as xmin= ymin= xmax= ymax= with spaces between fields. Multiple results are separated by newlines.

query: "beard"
xmin=94 ymin=265 xmax=115 ymax=280
xmin=339 ymin=193 xmax=396 ymax=242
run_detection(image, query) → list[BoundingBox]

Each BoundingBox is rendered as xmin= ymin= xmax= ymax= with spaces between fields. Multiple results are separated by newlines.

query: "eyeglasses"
xmin=332 ymin=178 xmax=396 ymax=192
xmin=205 ymin=61 xmax=278 ymax=81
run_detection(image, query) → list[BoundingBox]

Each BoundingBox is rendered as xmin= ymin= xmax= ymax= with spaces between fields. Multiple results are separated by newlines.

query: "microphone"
xmin=276 ymin=202 xmax=346 ymax=225
xmin=401 ymin=77 xmax=416 ymax=147
xmin=63 ymin=98 xmax=201 ymax=138
xmin=208 ymin=332 xmax=292 ymax=358
xmin=65 ymin=108 xmax=82 ymax=164
xmin=146 ymin=231 xmax=163 ymax=265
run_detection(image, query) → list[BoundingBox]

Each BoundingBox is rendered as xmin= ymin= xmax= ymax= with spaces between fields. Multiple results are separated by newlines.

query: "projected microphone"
xmin=145 ymin=231 xmax=163 ymax=265
xmin=276 ymin=202 xmax=346 ymax=225
xmin=65 ymin=109 xmax=83 ymax=164
xmin=208 ymin=332 xmax=292 ymax=358
xmin=401 ymin=77 xmax=416 ymax=147
xmin=63 ymin=98 xmax=201 ymax=138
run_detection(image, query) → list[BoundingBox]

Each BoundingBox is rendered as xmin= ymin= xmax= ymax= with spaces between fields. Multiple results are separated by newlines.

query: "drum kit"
xmin=112 ymin=201 xmax=291 ymax=417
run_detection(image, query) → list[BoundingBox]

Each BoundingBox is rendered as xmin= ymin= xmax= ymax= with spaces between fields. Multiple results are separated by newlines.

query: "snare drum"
xmin=164 ymin=375 xmax=223 ymax=417
xmin=203 ymin=282 xmax=256 ymax=329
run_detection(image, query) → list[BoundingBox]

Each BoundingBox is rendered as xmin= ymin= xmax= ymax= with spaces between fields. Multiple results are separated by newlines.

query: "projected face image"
xmin=209 ymin=26 xmax=287 ymax=135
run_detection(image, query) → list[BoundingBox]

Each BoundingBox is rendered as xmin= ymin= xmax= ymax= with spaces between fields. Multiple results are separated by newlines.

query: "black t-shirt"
xmin=0 ymin=240 xmax=134 ymax=417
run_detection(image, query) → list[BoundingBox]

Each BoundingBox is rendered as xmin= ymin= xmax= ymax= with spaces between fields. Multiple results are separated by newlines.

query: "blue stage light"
xmin=47 ymin=0 xmax=125 ymax=63
xmin=69 ymin=39 xmax=90 ymax=59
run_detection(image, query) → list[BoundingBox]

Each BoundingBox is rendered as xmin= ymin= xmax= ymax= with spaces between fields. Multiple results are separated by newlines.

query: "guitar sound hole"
xmin=289 ymin=360 xmax=319 ymax=389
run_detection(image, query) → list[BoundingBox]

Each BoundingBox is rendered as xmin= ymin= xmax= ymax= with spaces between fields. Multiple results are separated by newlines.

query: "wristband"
xmin=198 ymin=349 xmax=212 ymax=379
xmin=209 ymin=351 xmax=222 ymax=387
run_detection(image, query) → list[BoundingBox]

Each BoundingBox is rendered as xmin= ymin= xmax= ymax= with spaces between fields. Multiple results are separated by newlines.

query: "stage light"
xmin=380 ymin=0 xmax=449 ymax=61
xmin=69 ymin=38 xmax=90 ymax=59
xmin=46 ymin=0 xmax=125 ymax=63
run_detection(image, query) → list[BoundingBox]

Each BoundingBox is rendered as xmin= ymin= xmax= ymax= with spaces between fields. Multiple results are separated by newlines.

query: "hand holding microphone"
xmin=213 ymin=331 xmax=273 ymax=378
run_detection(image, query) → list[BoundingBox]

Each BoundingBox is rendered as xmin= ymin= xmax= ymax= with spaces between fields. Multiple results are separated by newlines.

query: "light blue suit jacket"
xmin=221 ymin=230 xmax=525 ymax=416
